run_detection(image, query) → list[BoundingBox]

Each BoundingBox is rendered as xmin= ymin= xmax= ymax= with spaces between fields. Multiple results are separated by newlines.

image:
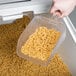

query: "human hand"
xmin=51 ymin=0 xmax=76 ymax=18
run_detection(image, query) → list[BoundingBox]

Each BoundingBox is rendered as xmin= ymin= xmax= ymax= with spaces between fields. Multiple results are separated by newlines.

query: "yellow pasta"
xmin=21 ymin=27 xmax=61 ymax=61
xmin=0 ymin=16 xmax=71 ymax=76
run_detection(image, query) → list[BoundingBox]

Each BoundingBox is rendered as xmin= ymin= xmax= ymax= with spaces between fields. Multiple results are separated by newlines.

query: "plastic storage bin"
xmin=0 ymin=0 xmax=76 ymax=75
xmin=17 ymin=16 xmax=66 ymax=66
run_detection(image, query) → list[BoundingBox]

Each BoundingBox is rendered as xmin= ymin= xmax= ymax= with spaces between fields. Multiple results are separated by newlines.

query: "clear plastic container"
xmin=17 ymin=16 xmax=66 ymax=66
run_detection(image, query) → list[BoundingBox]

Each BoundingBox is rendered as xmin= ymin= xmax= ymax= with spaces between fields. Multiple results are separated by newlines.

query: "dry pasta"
xmin=21 ymin=27 xmax=61 ymax=61
xmin=0 ymin=16 xmax=71 ymax=76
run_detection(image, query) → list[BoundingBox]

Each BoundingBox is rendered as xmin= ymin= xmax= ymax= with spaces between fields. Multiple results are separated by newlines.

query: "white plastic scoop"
xmin=16 ymin=15 xmax=66 ymax=66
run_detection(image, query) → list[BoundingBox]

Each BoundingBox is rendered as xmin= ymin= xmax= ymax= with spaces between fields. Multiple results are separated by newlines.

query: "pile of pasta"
xmin=21 ymin=27 xmax=60 ymax=61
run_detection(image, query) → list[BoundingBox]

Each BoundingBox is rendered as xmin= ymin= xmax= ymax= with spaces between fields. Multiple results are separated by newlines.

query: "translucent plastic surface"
xmin=17 ymin=16 xmax=66 ymax=66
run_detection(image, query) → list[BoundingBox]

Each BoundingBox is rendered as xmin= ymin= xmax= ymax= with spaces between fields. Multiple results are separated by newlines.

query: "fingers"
xmin=51 ymin=0 xmax=76 ymax=18
xmin=51 ymin=6 xmax=63 ymax=17
xmin=51 ymin=2 xmax=63 ymax=17
xmin=51 ymin=6 xmax=57 ymax=14
xmin=55 ymin=12 xmax=61 ymax=17
xmin=60 ymin=5 xmax=75 ymax=17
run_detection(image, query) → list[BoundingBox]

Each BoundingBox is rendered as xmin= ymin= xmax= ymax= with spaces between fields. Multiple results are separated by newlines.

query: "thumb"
xmin=51 ymin=6 xmax=58 ymax=14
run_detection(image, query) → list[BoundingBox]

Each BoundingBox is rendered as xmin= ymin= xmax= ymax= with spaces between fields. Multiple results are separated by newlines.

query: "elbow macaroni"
xmin=21 ymin=27 xmax=61 ymax=61
xmin=0 ymin=16 xmax=71 ymax=76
